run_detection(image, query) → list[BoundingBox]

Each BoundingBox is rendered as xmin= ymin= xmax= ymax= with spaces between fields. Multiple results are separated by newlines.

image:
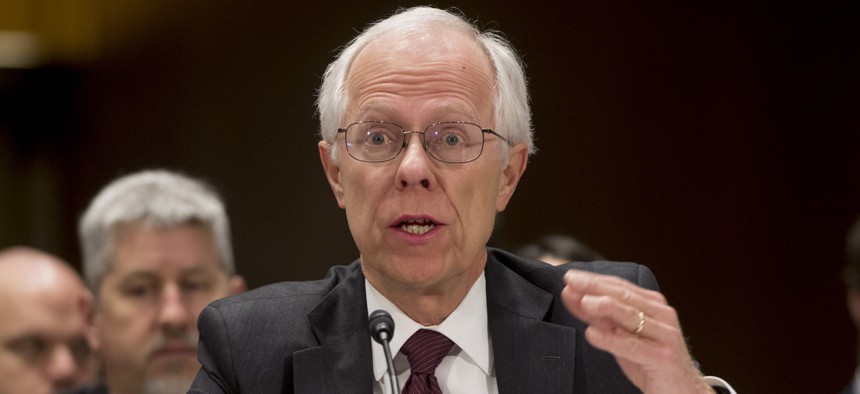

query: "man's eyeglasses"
xmin=336 ymin=121 xmax=509 ymax=163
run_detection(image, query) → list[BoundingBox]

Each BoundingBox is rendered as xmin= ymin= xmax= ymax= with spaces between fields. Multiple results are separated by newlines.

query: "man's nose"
xmin=396 ymin=133 xmax=434 ymax=190
xmin=46 ymin=345 xmax=78 ymax=388
xmin=400 ymin=132 xmax=427 ymax=155
xmin=158 ymin=284 xmax=189 ymax=330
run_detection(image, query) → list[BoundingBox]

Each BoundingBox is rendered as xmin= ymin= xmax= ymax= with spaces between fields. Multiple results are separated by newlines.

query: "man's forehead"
xmin=361 ymin=28 xmax=487 ymax=65
xmin=0 ymin=266 xmax=83 ymax=301
xmin=352 ymin=102 xmax=480 ymax=121
xmin=0 ymin=280 xmax=86 ymax=334
xmin=107 ymin=262 xmax=225 ymax=281
xmin=0 ymin=291 xmax=88 ymax=339
xmin=0 ymin=250 xmax=78 ymax=286
xmin=346 ymin=29 xmax=496 ymax=121
xmin=111 ymin=224 xmax=221 ymax=268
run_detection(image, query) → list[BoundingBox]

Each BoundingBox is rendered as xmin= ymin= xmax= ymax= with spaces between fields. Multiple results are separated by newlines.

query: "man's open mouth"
xmin=400 ymin=218 xmax=436 ymax=235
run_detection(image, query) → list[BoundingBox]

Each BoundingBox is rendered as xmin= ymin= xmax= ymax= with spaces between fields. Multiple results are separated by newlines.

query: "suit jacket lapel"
xmin=293 ymin=262 xmax=374 ymax=394
xmin=486 ymin=255 xmax=578 ymax=394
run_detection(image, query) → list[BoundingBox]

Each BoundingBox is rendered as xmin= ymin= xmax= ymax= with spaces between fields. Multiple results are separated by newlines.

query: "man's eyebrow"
xmin=353 ymin=103 xmax=479 ymax=122
xmin=353 ymin=102 xmax=396 ymax=119
xmin=117 ymin=270 xmax=159 ymax=282
xmin=432 ymin=104 xmax=478 ymax=121
xmin=180 ymin=266 xmax=218 ymax=277
xmin=114 ymin=264 xmax=221 ymax=282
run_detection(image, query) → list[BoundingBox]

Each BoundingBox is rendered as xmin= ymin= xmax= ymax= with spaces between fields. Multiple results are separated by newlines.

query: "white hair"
xmin=316 ymin=6 xmax=535 ymax=164
xmin=78 ymin=170 xmax=234 ymax=292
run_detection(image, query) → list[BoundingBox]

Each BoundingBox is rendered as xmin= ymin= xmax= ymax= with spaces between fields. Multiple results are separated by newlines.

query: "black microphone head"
xmin=368 ymin=309 xmax=395 ymax=344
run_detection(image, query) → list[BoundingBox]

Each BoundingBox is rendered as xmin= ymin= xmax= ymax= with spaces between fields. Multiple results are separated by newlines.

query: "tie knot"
xmin=400 ymin=329 xmax=455 ymax=374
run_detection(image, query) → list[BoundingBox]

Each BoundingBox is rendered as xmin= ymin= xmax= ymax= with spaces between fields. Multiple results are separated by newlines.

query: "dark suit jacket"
xmin=189 ymin=248 xmax=657 ymax=393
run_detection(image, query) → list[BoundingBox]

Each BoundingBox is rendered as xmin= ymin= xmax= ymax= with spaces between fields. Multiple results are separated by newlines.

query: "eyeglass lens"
xmin=344 ymin=122 xmax=484 ymax=163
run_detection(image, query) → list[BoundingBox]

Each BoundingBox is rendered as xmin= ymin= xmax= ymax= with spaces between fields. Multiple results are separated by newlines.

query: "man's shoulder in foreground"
xmin=192 ymin=260 xmax=368 ymax=393
xmin=208 ymin=260 xmax=361 ymax=310
xmin=487 ymin=247 xmax=658 ymax=291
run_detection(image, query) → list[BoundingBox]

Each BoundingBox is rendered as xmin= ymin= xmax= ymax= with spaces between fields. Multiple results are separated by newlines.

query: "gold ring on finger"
xmin=633 ymin=311 xmax=646 ymax=335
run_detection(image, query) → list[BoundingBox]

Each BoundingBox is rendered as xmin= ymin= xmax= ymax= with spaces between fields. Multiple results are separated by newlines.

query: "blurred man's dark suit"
xmin=189 ymin=248 xmax=658 ymax=393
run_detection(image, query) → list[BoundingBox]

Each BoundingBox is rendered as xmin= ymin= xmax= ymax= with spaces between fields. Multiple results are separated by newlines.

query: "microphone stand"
xmin=379 ymin=328 xmax=399 ymax=394
xmin=369 ymin=309 xmax=400 ymax=394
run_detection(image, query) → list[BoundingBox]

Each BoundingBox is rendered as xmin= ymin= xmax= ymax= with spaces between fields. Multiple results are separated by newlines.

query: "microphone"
xmin=368 ymin=309 xmax=399 ymax=394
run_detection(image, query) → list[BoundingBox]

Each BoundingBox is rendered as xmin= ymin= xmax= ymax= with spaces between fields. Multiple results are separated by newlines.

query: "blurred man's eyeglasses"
xmin=336 ymin=121 xmax=509 ymax=163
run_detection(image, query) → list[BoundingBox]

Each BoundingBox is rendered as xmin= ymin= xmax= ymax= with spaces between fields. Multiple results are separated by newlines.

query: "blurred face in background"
xmin=0 ymin=248 xmax=98 ymax=394
xmin=95 ymin=223 xmax=245 ymax=394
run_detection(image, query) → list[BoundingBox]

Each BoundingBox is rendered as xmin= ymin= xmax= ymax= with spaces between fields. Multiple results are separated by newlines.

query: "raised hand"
xmin=561 ymin=270 xmax=715 ymax=394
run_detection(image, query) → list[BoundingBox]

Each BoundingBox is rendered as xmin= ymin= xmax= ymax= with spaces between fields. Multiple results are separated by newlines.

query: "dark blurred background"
xmin=1 ymin=1 xmax=857 ymax=392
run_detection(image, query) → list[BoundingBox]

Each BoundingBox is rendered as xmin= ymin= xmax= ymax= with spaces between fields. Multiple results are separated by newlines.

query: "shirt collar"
xmin=366 ymin=272 xmax=491 ymax=381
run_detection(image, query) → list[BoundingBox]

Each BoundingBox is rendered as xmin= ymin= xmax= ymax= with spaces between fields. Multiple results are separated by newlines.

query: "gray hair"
xmin=78 ymin=170 xmax=234 ymax=292
xmin=316 ymin=6 xmax=535 ymax=164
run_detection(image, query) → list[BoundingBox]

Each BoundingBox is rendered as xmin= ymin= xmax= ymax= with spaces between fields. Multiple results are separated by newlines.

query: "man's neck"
xmin=104 ymin=370 xmax=142 ymax=394
xmin=395 ymin=291 xmax=470 ymax=326
xmin=364 ymin=262 xmax=484 ymax=326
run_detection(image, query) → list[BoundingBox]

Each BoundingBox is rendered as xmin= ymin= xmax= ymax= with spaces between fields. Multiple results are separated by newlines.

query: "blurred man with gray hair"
xmin=77 ymin=169 xmax=245 ymax=394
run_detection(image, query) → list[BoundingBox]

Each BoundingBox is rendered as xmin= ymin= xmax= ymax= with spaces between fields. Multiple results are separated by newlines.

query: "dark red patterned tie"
xmin=400 ymin=329 xmax=455 ymax=394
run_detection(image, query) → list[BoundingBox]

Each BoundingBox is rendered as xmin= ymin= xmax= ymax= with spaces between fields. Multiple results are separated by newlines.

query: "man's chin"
xmin=147 ymin=355 xmax=200 ymax=379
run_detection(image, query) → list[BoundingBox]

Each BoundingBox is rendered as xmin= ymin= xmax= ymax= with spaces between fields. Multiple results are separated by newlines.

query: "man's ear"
xmin=496 ymin=142 xmax=529 ymax=212
xmin=84 ymin=289 xmax=100 ymax=352
xmin=319 ymin=141 xmax=346 ymax=208
xmin=229 ymin=275 xmax=247 ymax=295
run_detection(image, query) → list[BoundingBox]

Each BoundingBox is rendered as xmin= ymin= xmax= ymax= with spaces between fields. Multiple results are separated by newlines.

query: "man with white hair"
xmin=190 ymin=6 xmax=734 ymax=393
xmin=77 ymin=170 xmax=245 ymax=394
